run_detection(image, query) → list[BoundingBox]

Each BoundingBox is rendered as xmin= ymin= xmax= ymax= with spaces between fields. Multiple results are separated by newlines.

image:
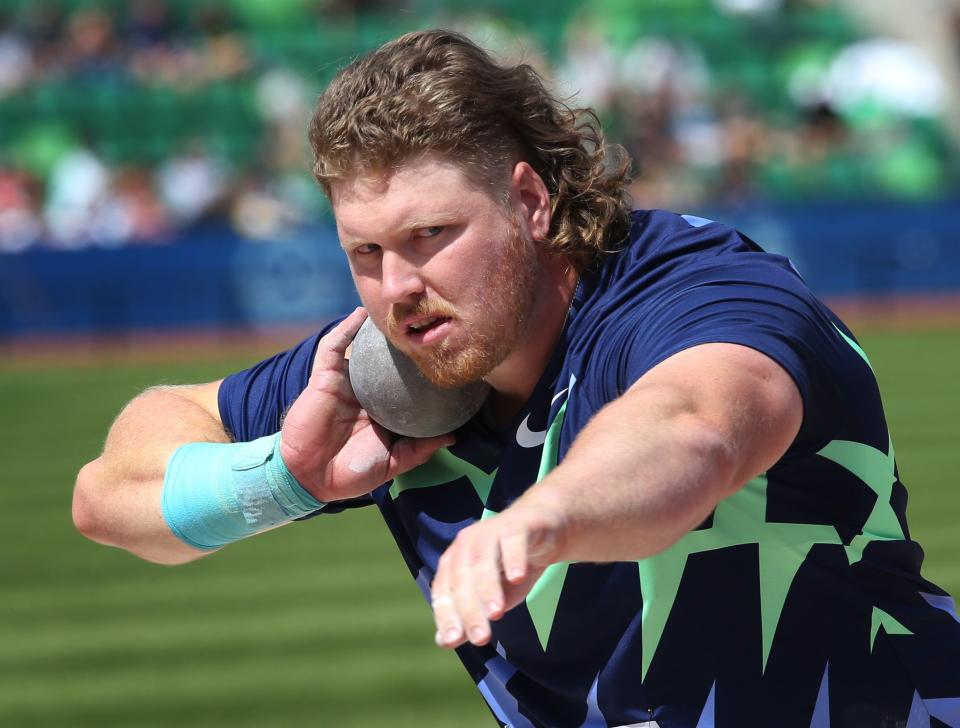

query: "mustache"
xmin=386 ymin=297 xmax=459 ymax=334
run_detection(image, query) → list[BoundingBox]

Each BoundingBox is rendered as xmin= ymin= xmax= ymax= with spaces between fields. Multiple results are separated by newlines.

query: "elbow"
xmin=685 ymin=416 xmax=741 ymax=498
xmin=73 ymin=458 xmax=202 ymax=567
xmin=72 ymin=459 xmax=113 ymax=545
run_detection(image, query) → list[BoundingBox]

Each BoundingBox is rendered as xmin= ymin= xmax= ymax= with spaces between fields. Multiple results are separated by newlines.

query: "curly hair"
xmin=308 ymin=29 xmax=633 ymax=270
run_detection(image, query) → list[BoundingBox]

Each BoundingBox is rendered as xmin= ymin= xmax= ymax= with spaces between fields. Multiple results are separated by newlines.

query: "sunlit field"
xmin=1 ymin=325 xmax=957 ymax=727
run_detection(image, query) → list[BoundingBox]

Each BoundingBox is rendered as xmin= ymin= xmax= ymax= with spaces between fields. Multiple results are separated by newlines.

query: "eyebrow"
xmin=405 ymin=214 xmax=459 ymax=229
xmin=339 ymin=211 xmax=461 ymax=248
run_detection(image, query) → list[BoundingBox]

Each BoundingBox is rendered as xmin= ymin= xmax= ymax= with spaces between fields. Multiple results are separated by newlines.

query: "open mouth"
xmin=406 ymin=316 xmax=452 ymax=344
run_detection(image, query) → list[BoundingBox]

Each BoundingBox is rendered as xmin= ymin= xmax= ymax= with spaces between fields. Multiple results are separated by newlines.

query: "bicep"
xmin=628 ymin=343 xmax=803 ymax=490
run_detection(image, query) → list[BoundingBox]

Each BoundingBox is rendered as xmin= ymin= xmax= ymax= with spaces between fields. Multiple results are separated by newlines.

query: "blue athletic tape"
xmin=161 ymin=433 xmax=325 ymax=550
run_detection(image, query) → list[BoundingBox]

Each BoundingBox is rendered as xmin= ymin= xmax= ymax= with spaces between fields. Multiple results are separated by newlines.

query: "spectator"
xmin=92 ymin=166 xmax=170 ymax=245
xmin=0 ymin=11 xmax=33 ymax=98
xmin=230 ymin=173 xmax=300 ymax=240
xmin=127 ymin=0 xmax=177 ymax=48
xmin=20 ymin=3 xmax=65 ymax=76
xmin=556 ymin=12 xmax=619 ymax=116
xmin=0 ymin=168 xmax=43 ymax=253
xmin=61 ymin=7 xmax=126 ymax=83
xmin=156 ymin=141 xmax=229 ymax=229
xmin=43 ymin=144 xmax=111 ymax=248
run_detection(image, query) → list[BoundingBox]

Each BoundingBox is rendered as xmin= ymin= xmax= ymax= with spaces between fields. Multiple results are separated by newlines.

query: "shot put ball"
xmin=348 ymin=318 xmax=490 ymax=438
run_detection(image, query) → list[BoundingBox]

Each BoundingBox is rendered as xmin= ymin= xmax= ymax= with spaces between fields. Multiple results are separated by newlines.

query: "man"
xmin=73 ymin=30 xmax=960 ymax=727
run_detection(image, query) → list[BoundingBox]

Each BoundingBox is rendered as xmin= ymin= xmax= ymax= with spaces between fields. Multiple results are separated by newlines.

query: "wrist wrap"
xmin=161 ymin=433 xmax=324 ymax=550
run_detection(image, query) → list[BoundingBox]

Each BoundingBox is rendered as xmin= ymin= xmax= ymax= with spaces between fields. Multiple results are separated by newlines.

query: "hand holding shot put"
xmin=279 ymin=306 xmax=454 ymax=503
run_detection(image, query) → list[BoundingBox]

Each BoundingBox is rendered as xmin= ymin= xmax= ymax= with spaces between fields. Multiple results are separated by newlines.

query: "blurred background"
xmin=1 ymin=0 xmax=958 ymax=726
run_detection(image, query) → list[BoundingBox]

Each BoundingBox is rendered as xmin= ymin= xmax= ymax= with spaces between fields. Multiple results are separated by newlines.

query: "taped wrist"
xmin=161 ymin=432 xmax=325 ymax=550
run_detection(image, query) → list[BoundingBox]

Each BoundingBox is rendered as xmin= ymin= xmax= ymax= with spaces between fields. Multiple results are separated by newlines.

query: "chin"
xmin=405 ymin=343 xmax=493 ymax=389
xmin=414 ymin=357 xmax=486 ymax=389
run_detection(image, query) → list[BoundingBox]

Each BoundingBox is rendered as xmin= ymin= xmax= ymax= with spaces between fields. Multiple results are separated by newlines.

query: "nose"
xmin=380 ymin=250 xmax=425 ymax=304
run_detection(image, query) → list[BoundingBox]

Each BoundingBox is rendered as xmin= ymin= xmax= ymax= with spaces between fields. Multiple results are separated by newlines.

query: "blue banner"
xmin=2 ymin=202 xmax=959 ymax=338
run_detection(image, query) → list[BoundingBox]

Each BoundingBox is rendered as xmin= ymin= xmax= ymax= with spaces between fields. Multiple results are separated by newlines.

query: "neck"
xmin=484 ymin=257 xmax=579 ymax=424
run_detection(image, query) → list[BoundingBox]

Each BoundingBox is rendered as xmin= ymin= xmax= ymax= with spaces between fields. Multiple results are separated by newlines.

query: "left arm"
xmin=430 ymin=343 xmax=803 ymax=648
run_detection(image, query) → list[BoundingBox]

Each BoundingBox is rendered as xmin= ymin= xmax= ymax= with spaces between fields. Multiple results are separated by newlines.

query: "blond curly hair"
xmin=308 ymin=29 xmax=633 ymax=270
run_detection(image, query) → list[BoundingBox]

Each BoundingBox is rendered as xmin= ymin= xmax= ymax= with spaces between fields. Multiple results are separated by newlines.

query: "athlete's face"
xmin=331 ymin=155 xmax=541 ymax=388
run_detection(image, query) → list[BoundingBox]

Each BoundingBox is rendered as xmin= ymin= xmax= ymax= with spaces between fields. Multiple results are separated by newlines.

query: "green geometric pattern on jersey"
xmin=818 ymin=327 xmax=907 ymax=564
xmin=390 ymin=449 xmax=497 ymax=505
xmin=637 ymin=473 xmax=843 ymax=677
xmin=636 ymin=325 xmax=909 ymax=679
xmin=871 ymin=606 xmax=913 ymax=651
xmin=524 ymin=397 xmax=570 ymax=651
xmin=636 ymin=447 xmax=905 ymax=679
xmin=819 ymin=434 xmax=904 ymax=566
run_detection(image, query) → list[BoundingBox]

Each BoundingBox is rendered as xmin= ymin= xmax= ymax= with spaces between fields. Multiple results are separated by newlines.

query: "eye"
xmin=354 ymin=243 xmax=381 ymax=256
xmin=415 ymin=226 xmax=445 ymax=239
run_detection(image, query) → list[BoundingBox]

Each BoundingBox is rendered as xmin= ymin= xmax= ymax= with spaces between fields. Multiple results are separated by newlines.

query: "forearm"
xmin=515 ymin=383 xmax=748 ymax=564
xmin=73 ymin=385 xmax=228 ymax=565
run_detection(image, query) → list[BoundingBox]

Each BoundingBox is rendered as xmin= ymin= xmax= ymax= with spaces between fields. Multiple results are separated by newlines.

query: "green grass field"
xmin=2 ymin=326 xmax=958 ymax=727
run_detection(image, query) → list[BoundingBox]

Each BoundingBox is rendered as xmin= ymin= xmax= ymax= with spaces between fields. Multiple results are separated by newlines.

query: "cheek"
xmin=433 ymin=230 xmax=505 ymax=291
xmin=351 ymin=272 xmax=387 ymax=317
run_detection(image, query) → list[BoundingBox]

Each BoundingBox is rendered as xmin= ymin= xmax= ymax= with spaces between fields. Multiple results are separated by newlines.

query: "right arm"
xmin=73 ymin=309 xmax=452 ymax=566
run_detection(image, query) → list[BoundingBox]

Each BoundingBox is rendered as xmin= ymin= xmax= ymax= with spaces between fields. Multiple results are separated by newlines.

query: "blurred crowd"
xmin=546 ymin=0 xmax=953 ymax=212
xmin=0 ymin=0 xmax=340 ymax=253
xmin=0 ymin=0 xmax=956 ymax=253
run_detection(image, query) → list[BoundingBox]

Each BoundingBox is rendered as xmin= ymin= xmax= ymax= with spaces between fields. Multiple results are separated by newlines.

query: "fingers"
xmin=499 ymin=525 xmax=529 ymax=584
xmin=431 ymin=567 xmax=465 ymax=648
xmin=433 ymin=542 xmax=500 ymax=649
xmin=386 ymin=432 xmax=456 ymax=479
xmin=457 ymin=536 xmax=505 ymax=644
xmin=312 ymin=308 xmax=367 ymax=373
xmin=431 ymin=518 xmax=528 ymax=650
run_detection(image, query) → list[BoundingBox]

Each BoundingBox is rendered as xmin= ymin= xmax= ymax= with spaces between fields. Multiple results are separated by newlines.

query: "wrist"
xmin=265 ymin=435 xmax=325 ymax=513
xmin=278 ymin=435 xmax=329 ymax=500
xmin=512 ymin=482 xmax=572 ymax=566
xmin=162 ymin=433 xmax=325 ymax=551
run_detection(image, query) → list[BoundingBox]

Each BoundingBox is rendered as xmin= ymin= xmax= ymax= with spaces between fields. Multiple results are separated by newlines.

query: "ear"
xmin=510 ymin=161 xmax=551 ymax=241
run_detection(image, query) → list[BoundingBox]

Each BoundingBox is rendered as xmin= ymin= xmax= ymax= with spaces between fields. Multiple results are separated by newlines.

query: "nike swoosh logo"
xmin=515 ymin=388 xmax=569 ymax=448
xmin=516 ymin=413 xmax=547 ymax=448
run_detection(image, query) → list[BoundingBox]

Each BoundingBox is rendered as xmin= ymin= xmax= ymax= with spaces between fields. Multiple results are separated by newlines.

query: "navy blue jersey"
xmin=219 ymin=210 xmax=960 ymax=727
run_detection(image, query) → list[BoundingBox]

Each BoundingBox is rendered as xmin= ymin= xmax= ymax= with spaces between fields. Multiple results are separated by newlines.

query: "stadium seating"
xmin=0 ymin=0 xmax=956 ymax=243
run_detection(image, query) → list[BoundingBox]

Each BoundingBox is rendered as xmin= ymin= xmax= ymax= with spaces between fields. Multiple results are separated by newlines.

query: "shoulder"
xmin=572 ymin=210 xmax=805 ymax=340
xmin=611 ymin=209 xmax=776 ymax=277
xmin=562 ymin=210 xmax=853 ymax=424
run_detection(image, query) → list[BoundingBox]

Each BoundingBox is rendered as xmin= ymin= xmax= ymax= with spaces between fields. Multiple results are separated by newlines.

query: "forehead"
xmin=330 ymin=155 xmax=502 ymax=240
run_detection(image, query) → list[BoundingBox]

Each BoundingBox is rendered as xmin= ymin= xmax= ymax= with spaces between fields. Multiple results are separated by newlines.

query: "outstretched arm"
xmin=429 ymin=343 xmax=803 ymax=648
